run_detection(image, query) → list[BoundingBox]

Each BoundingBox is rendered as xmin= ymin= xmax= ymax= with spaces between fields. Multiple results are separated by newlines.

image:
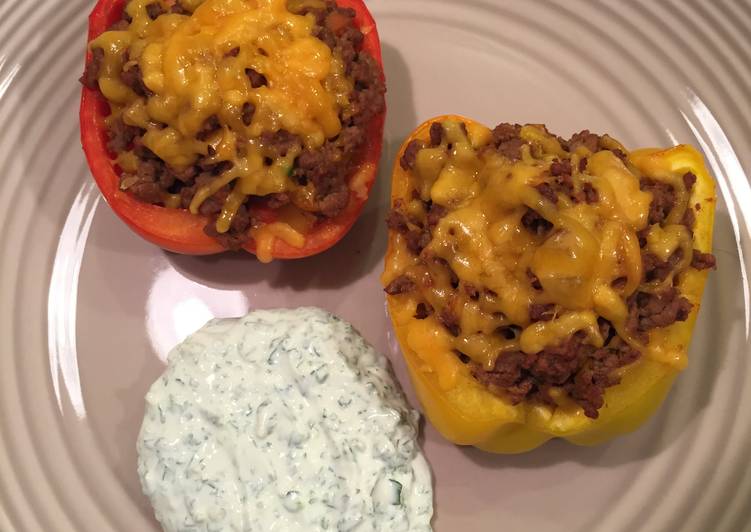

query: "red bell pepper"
xmin=80 ymin=0 xmax=385 ymax=257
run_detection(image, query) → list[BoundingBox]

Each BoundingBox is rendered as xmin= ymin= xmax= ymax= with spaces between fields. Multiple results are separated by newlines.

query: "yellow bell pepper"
xmin=382 ymin=115 xmax=716 ymax=453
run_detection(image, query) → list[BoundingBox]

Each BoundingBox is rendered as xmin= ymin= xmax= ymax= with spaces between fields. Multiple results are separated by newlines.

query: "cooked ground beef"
xmin=497 ymin=137 xmax=524 ymax=160
xmin=581 ymin=182 xmax=598 ymax=204
xmin=464 ymin=283 xmax=480 ymax=300
xmin=683 ymin=171 xmax=697 ymax=189
xmin=438 ymin=308 xmax=460 ymax=337
xmin=121 ymin=64 xmax=153 ymax=97
xmin=474 ymin=351 xmax=529 ymax=390
xmin=569 ymin=130 xmax=600 ymax=153
xmin=203 ymin=202 xmax=253 ymax=250
xmin=294 ymin=126 xmax=362 ymax=195
xmin=266 ymin=193 xmax=290 ymax=209
xmin=627 ymin=288 xmax=692 ymax=337
xmin=521 ymin=208 xmax=553 ymax=236
xmin=386 ymin=203 xmax=409 ymax=233
xmin=245 ymin=67 xmax=268 ymax=88
xmin=681 ymin=175 xmax=698 ymax=229
xmin=341 ymin=54 xmax=384 ymax=126
xmin=169 ymin=164 xmax=196 ymax=183
xmin=489 ymin=122 xmax=524 ymax=160
xmin=384 ymin=275 xmax=416 ymax=295
xmin=136 ymin=158 xmax=162 ymax=182
xmin=107 ymin=7 xmax=133 ymax=27
xmin=527 ymin=268 xmax=543 ymax=290
xmin=400 ymin=139 xmax=424 ymax=171
xmin=491 ymin=122 xmax=521 ymax=144
xmin=641 ymin=178 xmax=675 ymax=225
xmin=79 ymin=47 xmax=104 ymax=89
xmin=106 ymin=118 xmax=142 ymax=153
xmin=309 ymin=6 xmax=359 ymax=54
xmin=128 ymin=180 xmax=162 ymax=204
xmin=146 ymin=2 xmax=164 ymax=19
xmin=405 ymin=228 xmax=431 ymax=255
xmin=691 ymin=250 xmax=717 ymax=270
xmin=241 ymin=102 xmax=255 ymax=126
xmin=528 ymin=336 xmax=584 ymax=386
xmin=567 ymin=341 xmax=640 ymax=418
xmin=195 ymin=115 xmax=221 ymax=141
xmin=426 ymin=202 xmax=447 ymax=227
xmin=318 ymin=185 xmax=350 ymax=217
xmin=550 ymin=159 xmax=571 ymax=176
xmin=385 ymin=201 xmax=441 ymax=255
xmin=535 ymin=182 xmax=558 ymax=204
xmin=643 ymin=248 xmax=684 ymax=283
xmin=545 ymin=158 xmax=602 ymax=205
xmin=414 ymin=302 xmax=433 ymax=319
xmin=260 ymin=129 xmax=300 ymax=158
xmin=472 ymin=335 xmax=640 ymax=418
xmin=429 ymin=122 xmax=443 ymax=147
xmin=83 ymin=0 xmax=384 ymax=249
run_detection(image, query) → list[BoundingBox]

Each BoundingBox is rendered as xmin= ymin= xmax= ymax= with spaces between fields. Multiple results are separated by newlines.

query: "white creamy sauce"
xmin=137 ymin=307 xmax=433 ymax=532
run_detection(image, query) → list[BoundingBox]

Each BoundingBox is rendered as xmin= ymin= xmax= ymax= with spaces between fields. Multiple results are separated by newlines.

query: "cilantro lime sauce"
xmin=137 ymin=307 xmax=433 ymax=531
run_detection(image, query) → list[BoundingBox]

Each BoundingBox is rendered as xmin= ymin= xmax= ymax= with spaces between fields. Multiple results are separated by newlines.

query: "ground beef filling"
xmin=82 ymin=0 xmax=385 ymax=249
xmin=386 ymin=121 xmax=717 ymax=418
xmin=473 ymin=334 xmax=640 ymax=419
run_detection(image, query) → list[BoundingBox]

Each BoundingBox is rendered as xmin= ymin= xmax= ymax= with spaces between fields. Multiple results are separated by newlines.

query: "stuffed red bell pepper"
xmin=80 ymin=0 xmax=385 ymax=261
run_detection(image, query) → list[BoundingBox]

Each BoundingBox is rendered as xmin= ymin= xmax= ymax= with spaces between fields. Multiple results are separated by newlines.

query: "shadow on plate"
xmin=380 ymin=41 xmax=419 ymax=164
xmin=111 ymin=360 xmax=165 ymax=525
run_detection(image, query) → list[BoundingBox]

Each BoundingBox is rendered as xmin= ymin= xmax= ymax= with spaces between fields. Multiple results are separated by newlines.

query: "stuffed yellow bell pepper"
xmin=382 ymin=115 xmax=716 ymax=453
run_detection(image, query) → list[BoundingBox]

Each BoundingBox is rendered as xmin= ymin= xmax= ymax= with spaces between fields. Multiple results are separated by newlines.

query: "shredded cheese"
xmin=384 ymin=120 xmax=695 ymax=375
xmin=250 ymin=221 xmax=306 ymax=263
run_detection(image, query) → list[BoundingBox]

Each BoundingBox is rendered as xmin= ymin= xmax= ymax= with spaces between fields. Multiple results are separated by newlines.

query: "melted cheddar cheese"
xmin=383 ymin=120 xmax=696 ymax=381
xmin=90 ymin=0 xmax=352 ymax=249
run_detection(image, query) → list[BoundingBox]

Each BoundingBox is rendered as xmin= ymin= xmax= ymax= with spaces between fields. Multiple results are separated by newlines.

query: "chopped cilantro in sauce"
xmin=137 ymin=307 xmax=433 ymax=531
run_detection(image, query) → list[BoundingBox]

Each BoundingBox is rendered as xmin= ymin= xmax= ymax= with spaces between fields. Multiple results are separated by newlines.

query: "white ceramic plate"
xmin=1 ymin=0 xmax=750 ymax=530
